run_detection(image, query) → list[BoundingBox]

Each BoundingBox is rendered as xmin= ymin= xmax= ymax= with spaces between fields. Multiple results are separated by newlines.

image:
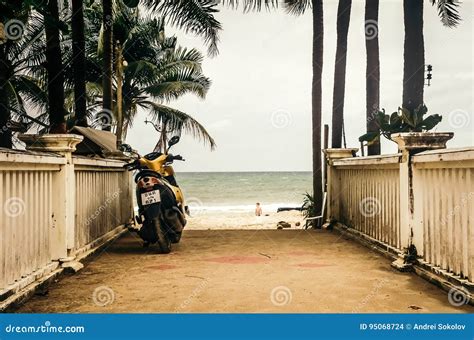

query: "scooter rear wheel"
xmin=152 ymin=218 xmax=171 ymax=254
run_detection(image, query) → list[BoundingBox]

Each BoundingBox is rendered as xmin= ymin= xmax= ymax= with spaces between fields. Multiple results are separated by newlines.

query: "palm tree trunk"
xmin=402 ymin=0 xmax=424 ymax=112
xmin=312 ymin=0 xmax=324 ymax=215
xmin=0 ymin=45 xmax=12 ymax=148
xmin=331 ymin=0 xmax=352 ymax=148
xmin=102 ymin=0 xmax=113 ymax=131
xmin=45 ymin=0 xmax=66 ymax=133
xmin=71 ymin=0 xmax=88 ymax=127
xmin=365 ymin=0 xmax=381 ymax=155
xmin=115 ymin=44 xmax=124 ymax=147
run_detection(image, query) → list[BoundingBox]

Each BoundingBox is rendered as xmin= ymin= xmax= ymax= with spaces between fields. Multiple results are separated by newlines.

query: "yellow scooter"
xmin=122 ymin=136 xmax=187 ymax=253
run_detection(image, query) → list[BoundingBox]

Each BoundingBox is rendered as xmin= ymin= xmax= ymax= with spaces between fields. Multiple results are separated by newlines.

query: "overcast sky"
xmin=127 ymin=0 xmax=473 ymax=172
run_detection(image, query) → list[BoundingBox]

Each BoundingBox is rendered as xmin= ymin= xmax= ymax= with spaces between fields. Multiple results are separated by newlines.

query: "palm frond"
xmin=144 ymin=0 xmax=222 ymax=56
xmin=144 ymin=101 xmax=216 ymax=150
xmin=220 ymin=0 xmax=279 ymax=12
xmin=283 ymin=0 xmax=312 ymax=15
xmin=430 ymin=0 xmax=461 ymax=27
xmin=144 ymin=70 xmax=211 ymax=101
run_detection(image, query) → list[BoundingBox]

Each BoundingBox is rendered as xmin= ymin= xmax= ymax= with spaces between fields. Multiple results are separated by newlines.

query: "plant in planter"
xmin=359 ymin=104 xmax=442 ymax=145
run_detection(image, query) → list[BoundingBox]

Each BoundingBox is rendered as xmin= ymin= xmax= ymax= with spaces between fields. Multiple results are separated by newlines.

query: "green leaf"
xmin=420 ymin=114 xmax=443 ymax=131
xmin=400 ymin=107 xmax=416 ymax=128
xmin=359 ymin=131 xmax=380 ymax=143
xmin=413 ymin=104 xmax=428 ymax=127
xmin=389 ymin=111 xmax=402 ymax=126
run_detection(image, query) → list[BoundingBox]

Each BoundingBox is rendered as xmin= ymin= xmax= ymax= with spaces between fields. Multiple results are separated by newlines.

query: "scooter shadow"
xmin=105 ymin=231 xmax=180 ymax=255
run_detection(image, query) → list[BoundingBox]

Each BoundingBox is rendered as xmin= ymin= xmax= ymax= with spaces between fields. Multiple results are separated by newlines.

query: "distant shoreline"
xmin=177 ymin=171 xmax=312 ymax=174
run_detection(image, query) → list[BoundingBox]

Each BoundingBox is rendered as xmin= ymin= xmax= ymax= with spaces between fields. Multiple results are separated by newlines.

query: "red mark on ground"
xmin=146 ymin=264 xmax=177 ymax=270
xmin=294 ymin=263 xmax=333 ymax=268
xmin=205 ymin=256 xmax=269 ymax=264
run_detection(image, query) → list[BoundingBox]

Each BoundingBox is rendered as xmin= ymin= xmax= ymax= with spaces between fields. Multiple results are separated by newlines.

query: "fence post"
xmin=323 ymin=148 xmax=358 ymax=226
xmin=19 ymin=134 xmax=83 ymax=261
xmin=391 ymin=132 xmax=453 ymax=269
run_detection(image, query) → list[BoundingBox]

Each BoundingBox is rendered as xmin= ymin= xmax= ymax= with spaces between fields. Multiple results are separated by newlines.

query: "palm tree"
xmin=331 ymin=0 xmax=352 ymax=148
xmin=310 ymin=0 xmax=324 ymax=215
xmin=101 ymin=0 xmax=113 ymax=130
xmin=402 ymin=0 xmax=424 ymax=113
xmin=71 ymin=0 xmax=87 ymax=127
xmin=365 ymin=0 xmax=380 ymax=155
xmin=0 ymin=4 xmax=50 ymax=147
xmin=221 ymin=0 xmax=324 ymax=215
xmin=83 ymin=4 xmax=215 ymax=148
xmin=44 ymin=0 xmax=66 ymax=133
xmin=403 ymin=0 xmax=460 ymax=112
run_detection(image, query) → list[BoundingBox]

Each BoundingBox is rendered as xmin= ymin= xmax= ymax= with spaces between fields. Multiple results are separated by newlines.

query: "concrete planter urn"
xmin=323 ymin=148 xmax=359 ymax=160
xmin=391 ymin=132 xmax=454 ymax=153
xmin=18 ymin=134 xmax=84 ymax=153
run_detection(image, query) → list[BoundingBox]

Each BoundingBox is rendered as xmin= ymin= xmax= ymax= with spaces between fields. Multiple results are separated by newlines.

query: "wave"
xmin=187 ymin=202 xmax=302 ymax=213
xmin=134 ymin=203 xmax=302 ymax=214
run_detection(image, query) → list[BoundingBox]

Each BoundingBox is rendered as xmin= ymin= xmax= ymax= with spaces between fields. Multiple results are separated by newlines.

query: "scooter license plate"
xmin=141 ymin=190 xmax=161 ymax=205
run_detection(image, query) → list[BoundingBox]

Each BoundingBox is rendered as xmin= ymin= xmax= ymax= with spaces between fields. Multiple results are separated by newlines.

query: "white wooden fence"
xmin=74 ymin=157 xmax=133 ymax=252
xmin=334 ymin=155 xmax=401 ymax=249
xmin=325 ymin=147 xmax=474 ymax=286
xmin=0 ymin=148 xmax=133 ymax=299
xmin=412 ymin=148 xmax=474 ymax=282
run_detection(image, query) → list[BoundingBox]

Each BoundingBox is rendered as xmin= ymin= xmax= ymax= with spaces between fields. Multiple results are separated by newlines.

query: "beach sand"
xmin=185 ymin=210 xmax=305 ymax=230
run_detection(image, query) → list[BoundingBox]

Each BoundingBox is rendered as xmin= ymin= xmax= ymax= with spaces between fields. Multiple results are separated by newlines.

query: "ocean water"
xmin=175 ymin=172 xmax=312 ymax=213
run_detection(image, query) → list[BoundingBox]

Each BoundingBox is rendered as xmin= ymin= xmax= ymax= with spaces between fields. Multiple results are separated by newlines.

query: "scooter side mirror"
xmin=168 ymin=136 xmax=180 ymax=148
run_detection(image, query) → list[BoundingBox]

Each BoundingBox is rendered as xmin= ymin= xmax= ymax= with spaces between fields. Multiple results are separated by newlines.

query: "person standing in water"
xmin=255 ymin=202 xmax=263 ymax=216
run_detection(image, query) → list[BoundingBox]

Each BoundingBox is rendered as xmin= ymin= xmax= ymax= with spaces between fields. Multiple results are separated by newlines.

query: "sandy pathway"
xmin=15 ymin=229 xmax=473 ymax=313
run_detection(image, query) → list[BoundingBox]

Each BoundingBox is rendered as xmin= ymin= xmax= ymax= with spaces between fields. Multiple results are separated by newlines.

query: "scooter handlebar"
xmin=123 ymin=159 xmax=139 ymax=169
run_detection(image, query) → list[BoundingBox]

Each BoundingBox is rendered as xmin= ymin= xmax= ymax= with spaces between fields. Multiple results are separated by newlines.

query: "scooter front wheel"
xmin=152 ymin=218 xmax=171 ymax=254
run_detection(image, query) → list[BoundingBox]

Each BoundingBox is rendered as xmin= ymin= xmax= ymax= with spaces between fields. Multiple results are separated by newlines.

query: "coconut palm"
xmin=331 ymin=0 xmax=352 ymax=148
xmin=71 ymin=0 xmax=87 ymax=127
xmin=101 ymin=0 xmax=114 ymax=128
xmin=365 ymin=0 xmax=380 ymax=155
xmin=221 ymin=0 xmax=324 ymax=215
xmin=0 ymin=5 xmax=50 ymax=147
xmin=402 ymin=0 xmax=461 ymax=112
xmin=82 ymin=4 xmax=215 ymax=149
xmin=44 ymin=0 xmax=67 ymax=133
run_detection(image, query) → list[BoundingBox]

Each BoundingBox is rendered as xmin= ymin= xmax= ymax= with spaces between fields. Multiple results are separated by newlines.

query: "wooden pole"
xmin=323 ymin=124 xmax=329 ymax=192
xmin=115 ymin=43 xmax=123 ymax=148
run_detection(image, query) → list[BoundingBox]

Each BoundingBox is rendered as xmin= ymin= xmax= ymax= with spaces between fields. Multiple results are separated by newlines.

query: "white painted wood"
xmin=325 ymin=148 xmax=473 ymax=282
xmin=412 ymin=162 xmax=473 ymax=280
xmin=0 ymin=149 xmax=133 ymax=291
xmin=73 ymin=160 xmax=133 ymax=251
